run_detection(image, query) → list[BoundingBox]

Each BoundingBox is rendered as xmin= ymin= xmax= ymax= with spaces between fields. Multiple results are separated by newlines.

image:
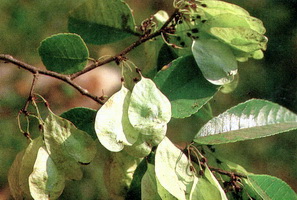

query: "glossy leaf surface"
xmin=192 ymin=39 xmax=238 ymax=85
xmin=38 ymin=33 xmax=89 ymax=74
xmin=194 ymin=99 xmax=297 ymax=144
xmin=248 ymin=175 xmax=297 ymax=200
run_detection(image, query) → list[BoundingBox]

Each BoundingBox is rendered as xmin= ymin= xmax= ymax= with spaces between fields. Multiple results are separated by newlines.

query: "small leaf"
xmin=128 ymin=77 xmax=171 ymax=135
xmin=68 ymin=0 xmax=137 ymax=45
xmin=38 ymin=33 xmax=89 ymax=74
xmin=60 ymin=107 xmax=97 ymax=139
xmin=194 ymin=99 xmax=297 ymax=145
xmin=192 ymin=38 xmax=238 ymax=85
xmin=154 ymin=55 xmax=219 ymax=118
xmin=29 ymin=146 xmax=65 ymax=200
xmin=44 ymin=110 xmax=97 ymax=179
xmin=95 ymin=86 xmax=139 ymax=152
xmin=155 ymin=137 xmax=195 ymax=200
xmin=122 ymin=62 xmax=141 ymax=91
xmin=248 ymin=174 xmax=297 ymax=200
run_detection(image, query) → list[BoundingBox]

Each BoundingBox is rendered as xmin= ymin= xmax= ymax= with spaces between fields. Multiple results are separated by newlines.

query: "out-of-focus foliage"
xmin=0 ymin=0 xmax=297 ymax=198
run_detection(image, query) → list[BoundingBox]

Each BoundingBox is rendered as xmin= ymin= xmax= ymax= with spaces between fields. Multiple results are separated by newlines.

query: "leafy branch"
xmin=0 ymin=9 xmax=179 ymax=105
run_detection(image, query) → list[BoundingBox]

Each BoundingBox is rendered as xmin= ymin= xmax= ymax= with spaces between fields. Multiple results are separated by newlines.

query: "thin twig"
xmin=0 ymin=9 xmax=180 ymax=104
xmin=69 ymin=9 xmax=180 ymax=80
xmin=0 ymin=54 xmax=104 ymax=104
xmin=183 ymin=145 xmax=247 ymax=179
xmin=22 ymin=73 xmax=39 ymax=113
xmin=209 ymin=166 xmax=247 ymax=178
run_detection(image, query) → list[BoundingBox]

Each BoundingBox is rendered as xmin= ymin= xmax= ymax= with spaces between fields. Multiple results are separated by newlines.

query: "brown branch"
xmin=183 ymin=145 xmax=247 ymax=179
xmin=69 ymin=8 xmax=180 ymax=80
xmin=0 ymin=9 xmax=180 ymax=104
xmin=21 ymin=73 xmax=39 ymax=113
xmin=0 ymin=54 xmax=104 ymax=104
xmin=209 ymin=166 xmax=247 ymax=178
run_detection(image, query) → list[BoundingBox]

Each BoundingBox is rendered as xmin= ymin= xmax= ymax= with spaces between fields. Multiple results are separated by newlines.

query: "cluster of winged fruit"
xmin=95 ymin=72 xmax=171 ymax=158
xmin=172 ymin=0 xmax=268 ymax=85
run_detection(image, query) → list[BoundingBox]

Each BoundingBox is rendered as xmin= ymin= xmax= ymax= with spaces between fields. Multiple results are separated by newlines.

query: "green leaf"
xmin=122 ymin=61 xmax=141 ymax=91
xmin=189 ymin=175 xmax=221 ymax=200
xmin=248 ymin=175 xmax=297 ymax=200
xmin=154 ymin=55 xmax=219 ymax=118
xmin=157 ymin=44 xmax=178 ymax=71
xmin=43 ymin=110 xmax=97 ymax=180
xmin=142 ymin=37 xmax=166 ymax=78
xmin=194 ymin=99 xmax=297 ymax=145
xmin=95 ymin=86 xmax=139 ymax=152
xmin=168 ymin=20 xmax=196 ymax=56
xmin=29 ymin=146 xmax=65 ymax=200
xmin=38 ymin=33 xmax=89 ymax=74
xmin=204 ymin=165 xmax=228 ymax=200
xmin=192 ymin=38 xmax=238 ymax=85
xmin=128 ymin=77 xmax=171 ymax=135
xmin=155 ymin=137 xmax=195 ymax=200
xmin=60 ymin=107 xmax=97 ymax=140
xmin=68 ymin=0 xmax=137 ymax=45
xmin=141 ymin=164 xmax=163 ymax=200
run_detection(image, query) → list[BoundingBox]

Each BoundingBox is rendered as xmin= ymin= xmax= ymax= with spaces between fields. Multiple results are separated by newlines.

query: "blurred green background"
xmin=0 ymin=0 xmax=296 ymax=199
